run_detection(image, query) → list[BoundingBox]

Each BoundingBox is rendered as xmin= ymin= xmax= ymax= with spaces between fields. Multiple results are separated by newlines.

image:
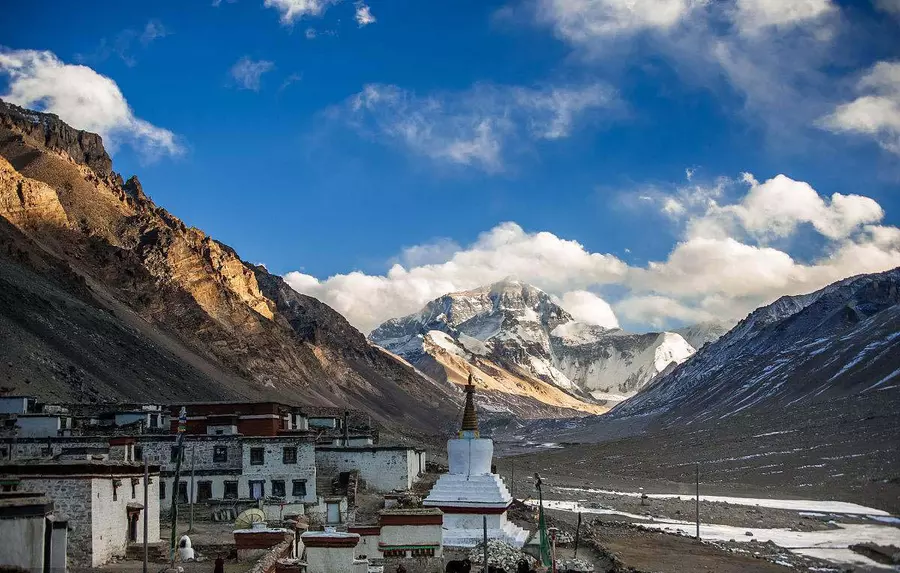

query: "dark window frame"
xmin=170 ymin=446 xmax=183 ymax=463
xmin=197 ymin=481 xmax=213 ymax=502
xmin=282 ymin=447 xmax=297 ymax=464
xmin=292 ymin=480 xmax=307 ymax=497
xmin=213 ymin=446 xmax=228 ymax=463
xmin=271 ymin=479 xmax=286 ymax=498
xmin=250 ymin=447 xmax=265 ymax=466
xmin=177 ymin=481 xmax=188 ymax=503
xmin=223 ymin=481 xmax=238 ymax=500
xmin=159 ymin=481 xmax=166 ymax=499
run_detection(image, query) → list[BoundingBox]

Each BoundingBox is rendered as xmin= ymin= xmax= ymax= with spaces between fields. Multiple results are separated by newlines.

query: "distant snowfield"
xmin=553 ymin=486 xmax=891 ymax=515
xmin=528 ymin=497 xmax=900 ymax=571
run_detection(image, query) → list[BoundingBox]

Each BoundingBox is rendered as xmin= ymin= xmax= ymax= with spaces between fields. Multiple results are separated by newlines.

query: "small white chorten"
xmin=423 ymin=374 xmax=529 ymax=548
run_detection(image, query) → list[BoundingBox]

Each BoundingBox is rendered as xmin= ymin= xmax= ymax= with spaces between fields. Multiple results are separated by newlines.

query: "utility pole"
xmin=169 ymin=407 xmax=187 ymax=567
xmin=143 ymin=452 xmax=148 ymax=573
xmin=573 ymin=511 xmax=582 ymax=558
xmin=511 ymin=459 xmax=515 ymax=499
xmin=482 ymin=515 xmax=488 ymax=573
xmin=189 ymin=445 xmax=196 ymax=532
xmin=695 ymin=463 xmax=700 ymax=540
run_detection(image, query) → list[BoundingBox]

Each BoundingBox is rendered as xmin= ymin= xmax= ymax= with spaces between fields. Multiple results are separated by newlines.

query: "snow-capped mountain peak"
xmin=369 ymin=281 xmax=697 ymax=411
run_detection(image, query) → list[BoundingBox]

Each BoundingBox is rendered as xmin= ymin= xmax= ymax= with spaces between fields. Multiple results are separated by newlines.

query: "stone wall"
xmin=15 ymin=477 xmax=94 ymax=566
xmin=90 ymin=475 xmax=160 ymax=567
xmin=315 ymin=448 xmax=421 ymax=492
xmin=242 ymin=437 xmax=317 ymax=503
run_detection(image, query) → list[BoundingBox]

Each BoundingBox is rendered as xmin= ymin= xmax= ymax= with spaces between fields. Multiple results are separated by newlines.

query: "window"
xmin=292 ymin=480 xmax=307 ymax=497
xmin=250 ymin=447 xmax=264 ymax=465
xmin=249 ymin=480 xmax=264 ymax=500
xmin=214 ymin=446 xmax=228 ymax=463
xmin=149 ymin=414 xmax=159 ymax=428
xmin=170 ymin=446 xmax=183 ymax=463
xmin=224 ymin=481 xmax=238 ymax=500
xmin=159 ymin=482 xmax=166 ymax=499
xmin=197 ymin=481 xmax=212 ymax=502
xmin=283 ymin=447 xmax=297 ymax=464
xmin=177 ymin=481 xmax=188 ymax=503
xmin=131 ymin=478 xmax=138 ymax=499
xmin=272 ymin=480 xmax=285 ymax=498
xmin=134 ymin=446 xmax=143 ymax=461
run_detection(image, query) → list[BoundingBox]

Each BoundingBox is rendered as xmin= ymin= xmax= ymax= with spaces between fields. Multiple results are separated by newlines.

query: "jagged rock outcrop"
xmin=0 ymin=100 xmax=112 ymax=178
xmin=0 ymin=99 xmax=460 ymax=434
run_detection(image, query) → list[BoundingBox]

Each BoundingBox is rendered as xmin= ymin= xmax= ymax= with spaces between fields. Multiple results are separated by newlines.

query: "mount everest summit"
xmin=369 ymin=279 xmax=700 ymax=415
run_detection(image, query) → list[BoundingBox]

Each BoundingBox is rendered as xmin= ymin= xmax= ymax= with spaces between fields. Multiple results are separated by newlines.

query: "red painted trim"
xmin=109 ymin=437 xmax=136 ymax=445
xmin=348 ymin=526 xmax=381 ymax=536
xmin=301 ymin=536 xmax=360 ymax=548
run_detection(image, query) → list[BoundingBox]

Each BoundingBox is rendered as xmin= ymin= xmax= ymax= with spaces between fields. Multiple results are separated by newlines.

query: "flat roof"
xmin=315 ymin=445 xmax=424 ymax=453
xmin=0 ymin=460 xmax=160 ymax=476
xmin=0 ymin=494 xmax=54 ymax=518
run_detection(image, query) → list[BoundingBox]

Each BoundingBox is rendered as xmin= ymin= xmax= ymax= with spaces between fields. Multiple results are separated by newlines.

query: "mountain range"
xmin=369 ymin=280 xmax=700 ymax=415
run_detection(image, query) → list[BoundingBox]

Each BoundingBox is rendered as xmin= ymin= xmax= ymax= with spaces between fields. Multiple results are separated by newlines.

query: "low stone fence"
xmin=246 ymin=536 xmax=297 ymax=573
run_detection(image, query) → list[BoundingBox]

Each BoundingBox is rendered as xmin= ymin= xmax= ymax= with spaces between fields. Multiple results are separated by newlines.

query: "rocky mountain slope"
xmin=612 ymin=268 xmax=900 ymax=423
xmin=0 ymin=100 xmax=462 ymax=434
xmin=369 ymin=280 xmax=695 ymax=415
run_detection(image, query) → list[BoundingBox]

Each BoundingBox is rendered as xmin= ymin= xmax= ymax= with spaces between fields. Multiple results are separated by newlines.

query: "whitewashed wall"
xmin=315 ymin=448 xmax=422 ymax=492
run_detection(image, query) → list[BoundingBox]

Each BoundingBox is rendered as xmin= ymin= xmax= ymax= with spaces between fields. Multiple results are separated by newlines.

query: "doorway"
xmin=127 ymin=510 xmax=140 ymax=542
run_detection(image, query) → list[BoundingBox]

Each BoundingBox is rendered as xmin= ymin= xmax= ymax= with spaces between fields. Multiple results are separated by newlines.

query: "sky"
xmin=1 ymin=0 xmax=899 ymax=334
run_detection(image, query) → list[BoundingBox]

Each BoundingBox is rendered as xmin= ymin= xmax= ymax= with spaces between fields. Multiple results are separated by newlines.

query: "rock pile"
xmin=468 ymin=540 xmax=528 ymax=571
xmin=556 ymin=557 xmax=594 ymax=572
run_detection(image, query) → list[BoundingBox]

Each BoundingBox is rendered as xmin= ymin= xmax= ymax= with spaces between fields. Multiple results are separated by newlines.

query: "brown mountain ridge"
xmin=0 ymin=99 xmax=466 ymax=434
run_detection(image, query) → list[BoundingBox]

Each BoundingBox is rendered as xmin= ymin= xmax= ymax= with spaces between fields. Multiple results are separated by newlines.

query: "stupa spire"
xmin=459 ymin=372 xmax=479 ymax=437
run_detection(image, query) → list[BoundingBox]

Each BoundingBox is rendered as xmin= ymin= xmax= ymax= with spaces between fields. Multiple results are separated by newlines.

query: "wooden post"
xmin=189 ymin=445 xmax=196 ymax=532
xmin=483 ymin=515 xmax=489 ymax=573
xmin=695 ymin=463 xmax=700 ymax=540
xmin=143 ymin=453 xmax=148 ymax=573
xmin=573 ymin=511 xmax=582 ymax=558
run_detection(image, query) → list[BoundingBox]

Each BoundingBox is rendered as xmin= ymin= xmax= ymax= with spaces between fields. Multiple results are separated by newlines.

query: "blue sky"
xmin=2 ymin=0 xmax=899 ymax=333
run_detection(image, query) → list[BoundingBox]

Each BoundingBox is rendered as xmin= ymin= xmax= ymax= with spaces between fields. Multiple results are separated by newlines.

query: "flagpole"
xmin=169 ymin=407 xmax=187 ymax=566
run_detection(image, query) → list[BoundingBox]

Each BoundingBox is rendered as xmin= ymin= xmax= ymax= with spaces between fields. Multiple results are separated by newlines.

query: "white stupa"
xmin=423 ymin=375 xmax=529 ymax=548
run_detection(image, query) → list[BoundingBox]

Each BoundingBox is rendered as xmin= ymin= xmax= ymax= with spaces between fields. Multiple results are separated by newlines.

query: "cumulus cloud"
xmin=285 ymin=172 xmax=900 ymax=333
xmin=285 ymin=222 xmax=628 ymax=333
xmin=264 ymin=0 xmax=339 ymax=24
xmin=230 ymin=56 xmax=275 ymax=91
xmin=558 ymin=290 xmax=620 ymax=328
xmin=338 ymin=81 xmax=617 ymax=171
xmin=355 ymin=2 xmax=376 ymax=26
xmin=818 ymin=60 xmax=900 ymax=155
xmin=0 ymin=48 xmax=181 ymax=157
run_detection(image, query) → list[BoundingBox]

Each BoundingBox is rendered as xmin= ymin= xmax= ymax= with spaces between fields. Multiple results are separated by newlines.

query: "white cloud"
xmin=537 ymin=0 xmax=703 ymax=41
xmin=733 ymin=0 xmax=836 ymax=35
xmin=531 ymin=0 xmax=843 ymax=146
xmin=355 ymin=2 xmax=376 ymax=26
xmin=286 ymin=172 xmax=900 ymax=333
xmin=339 ymin=81 xmax=617 ymax=171
xmin=559 ymin=290 xmax=620 ymax=328
xmin=0 ymin=48 xmax=181 ymax=157
xmin=818 ymin=61 xmax=900 ymax=155
xmin=264 ymin=0 xmax=339 ymax=24
xmin=875 ymin=0 xmax=900 ymax=16
xmin=140 ymin=20 xmax=169 ymax=45
xmin=230 ymin=57 xmax=275 ymax=91
xmin=285 ymin=222 xmax=628 ymax=333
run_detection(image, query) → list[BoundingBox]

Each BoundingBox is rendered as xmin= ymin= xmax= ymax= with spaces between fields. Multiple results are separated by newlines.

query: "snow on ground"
xmin=552 ymin=486 xmax=891 ymax=515
xmin=528 ymin=499 xmax=900 ymax=571
xmin=426 ymin=330 xmax=466 ymax=357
